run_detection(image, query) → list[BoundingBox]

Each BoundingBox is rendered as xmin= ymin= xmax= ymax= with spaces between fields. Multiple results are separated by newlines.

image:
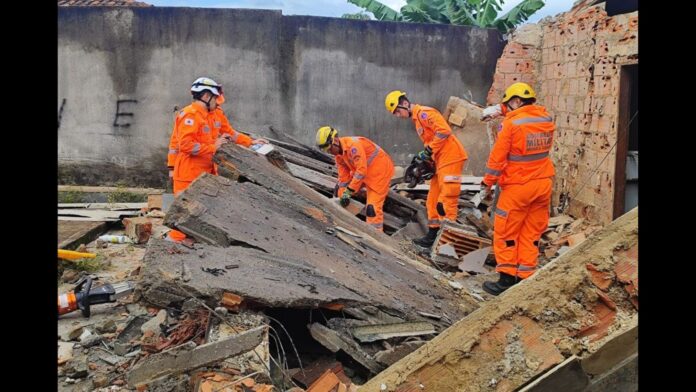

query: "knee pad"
xmin=366 ymin=204 xmax=376 ymax=217
xmin=436 ymin=202 xmax=446 ymax=216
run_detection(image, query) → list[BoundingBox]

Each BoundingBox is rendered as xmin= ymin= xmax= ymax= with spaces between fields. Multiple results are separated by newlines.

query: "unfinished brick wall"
xmin=487 ymin=2 xmax=638 ymax=225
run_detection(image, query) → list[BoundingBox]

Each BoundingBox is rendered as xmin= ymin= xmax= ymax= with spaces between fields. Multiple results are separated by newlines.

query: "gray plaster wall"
xmin=58 ymin=6 xmax=504 ymax=187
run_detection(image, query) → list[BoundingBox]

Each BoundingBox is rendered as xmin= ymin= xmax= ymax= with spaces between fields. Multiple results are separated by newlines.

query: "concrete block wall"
xmin=58 ymin=7 xmax=505 ymax=187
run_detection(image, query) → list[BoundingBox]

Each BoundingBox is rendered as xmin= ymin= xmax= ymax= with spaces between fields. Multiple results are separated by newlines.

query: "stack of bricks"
xmin=485 ymin=1 xmax=638 ymax=225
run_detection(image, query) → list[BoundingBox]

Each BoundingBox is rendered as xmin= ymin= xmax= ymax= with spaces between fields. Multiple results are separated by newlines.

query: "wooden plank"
xmin=266 ymin=126 xmax=335 ymax=164
xmin=58 ymin=202 xmax=147 ymax=210
xmin=517 ymin=355 xmax=589 ymax=392
xmin=612 ymin=65 xmax=631 ymax=219
xmin=580 ymin=325 xmax=637 ymax=376
xmin=127 ymin=326 xmax=266 ymax=387
xmin=350 ymin=322 xmax=436 ymax=343
xmin=395 ymin=184 xmax=488 ymax=192
xmin=309 ymin=323 xmax=384 ymax=374
xmin=58 ymin=185 xmax=163 ymax=194
xmin=58 ymin=209 xmax=140 ymax=221
xmin=277 ymin=145 xmax=337 ymax=176
xmin=58 ymin=221 xmax=109 ymax=250
xmin=287 ymin=162 xmax=335 ymax=193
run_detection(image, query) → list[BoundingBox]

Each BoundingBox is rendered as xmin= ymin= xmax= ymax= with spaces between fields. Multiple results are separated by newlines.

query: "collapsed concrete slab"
xmin=361 ymin=208 xmax=638 ymax=391
xmin=147 ymin=174 xmax=464 ymax=323
xmin=139 ymin=238 xmax=366 ymax=308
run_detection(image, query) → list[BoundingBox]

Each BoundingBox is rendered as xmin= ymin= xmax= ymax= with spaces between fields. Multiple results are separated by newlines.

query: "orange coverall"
xmin=167 ymin=105 xmax=252 ymax=241
xmin=483 ymin=104 xmax=555 ymax=279
xmin=336 ymin=136 xmax=395 ymax=232
xmin=410 ymin=104 xmax=468 ymax=228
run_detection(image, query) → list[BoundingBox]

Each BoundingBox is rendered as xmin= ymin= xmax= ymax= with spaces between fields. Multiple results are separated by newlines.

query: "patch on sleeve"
xmin=350 ymin=147 xmax=358 ymax=155
xmin=420 ymin=112 xmax=428 ymax=120
xmin=184 ymin=118 xmax=194 ymax=126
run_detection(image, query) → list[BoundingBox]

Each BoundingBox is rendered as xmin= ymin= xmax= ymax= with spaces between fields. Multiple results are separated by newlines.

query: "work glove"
xmin=415 ymin=146 xmax=433 ymax=162
xmin=481 ymin=104 xmax=503 ymax=120
xmin=340 ymin=188 xmax=354 ymax=207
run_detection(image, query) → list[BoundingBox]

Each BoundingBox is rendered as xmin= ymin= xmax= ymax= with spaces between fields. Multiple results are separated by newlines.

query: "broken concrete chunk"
xmin=81 ymin=334 xmax=103 ymax=348
xmin=92 ymin=374 xmax=109 ymax=388
xmin=113 ymin=342 xmax=131 ymax=357
xmin=140 ymin=309 xmax=167 ymax=337
xmin=65 ymin=357 xmax=89 ymax=379
xmin=96 ymin=319 xmax=117 ymax=334
xmin=448 ymin=281 xmax=464 ymax=290
xmin=58 ymin=341 xmax=74 ymax=365
xmin=123 ymin=217 xmax=153 ymax=244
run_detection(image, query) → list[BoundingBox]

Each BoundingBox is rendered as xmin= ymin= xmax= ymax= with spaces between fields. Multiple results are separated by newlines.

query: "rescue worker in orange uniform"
xmin=167 ymin=77 xmax=267 ymax=242
xmin=316 ymin=126 xmax=395 ymax=232
xmin=479 ymin=82 xmax=555 ymax=296
xmin=385 ymin=91 xmax=468 ymax=248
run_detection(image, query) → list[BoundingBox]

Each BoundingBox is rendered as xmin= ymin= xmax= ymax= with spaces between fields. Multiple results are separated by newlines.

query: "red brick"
xmin=576 ymin=290 xmax=617 ymax=343
xmin=586 ymin=264 xmax=613 ymax=290
xmin=504 ymin=74 xmax=520 ymax=87
xmin=596 ymin=115 xmax=614 ymax=133
xmin=505 ymin=42 xmax=527 ymax=58
xmin=516 ymin=60 xmax=534 ymax=74
xmin=519 ymin=73 xmax=535 ymax=85
xmin=498 ymin=57 xmax=517 ymax=73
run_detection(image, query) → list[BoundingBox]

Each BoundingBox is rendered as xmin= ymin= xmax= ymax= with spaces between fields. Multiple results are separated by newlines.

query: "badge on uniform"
xmin=351 ymin=147 xmax=358 ymax=155
xmin=214 ymin=121 xmax=221 ymax=128
xmin=420 ymin=112 xmax=427 ymax=120
xmin=203 ymin=125 xmax=210 ymax=133
xmin=184 ymin=118 xmax=194 ymax=126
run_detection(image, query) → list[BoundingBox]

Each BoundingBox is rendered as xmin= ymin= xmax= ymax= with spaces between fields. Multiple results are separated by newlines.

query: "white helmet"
xmin=191 ymin=77 xmax=222 ymax=96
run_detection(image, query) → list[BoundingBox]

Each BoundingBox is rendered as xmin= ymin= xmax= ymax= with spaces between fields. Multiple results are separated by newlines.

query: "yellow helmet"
xmin=385 ymin=90 xmax=407 ymax=113
xmin=501 ymin=82 xmax=536 ymax=103
xmin=316 ymin=126 xmax=338 ymax=151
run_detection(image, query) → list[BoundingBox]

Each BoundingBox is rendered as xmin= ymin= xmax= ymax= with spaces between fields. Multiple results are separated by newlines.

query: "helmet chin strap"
xmin=196 ymin=94 xmax=215 ymax=111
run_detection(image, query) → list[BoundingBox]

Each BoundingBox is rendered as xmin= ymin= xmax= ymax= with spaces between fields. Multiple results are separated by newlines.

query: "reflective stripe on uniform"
xmin=518 ymin=265 xmax=537 ymax=271
xmin=495 ymin=208 xmax=508 ymax=218
xmin=485 ymin=167 xmax=502 ymax=175
xmin=192 ymin=143 xmax=201 ymax=155
xmin=508 ymin=151 xmax=549 ymax=162
xmin=512 ymin=116 xmax=553 ymax=125
xmin=366 ymin=146 xmax=381 ymax=165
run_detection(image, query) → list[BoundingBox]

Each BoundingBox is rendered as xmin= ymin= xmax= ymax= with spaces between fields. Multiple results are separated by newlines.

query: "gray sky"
xmin=147 ymin=0 xmax=576 ymax=23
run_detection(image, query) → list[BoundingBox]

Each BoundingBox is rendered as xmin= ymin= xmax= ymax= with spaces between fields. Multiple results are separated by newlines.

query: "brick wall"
xmin=486 ymin=2 xmax=638 ymax=225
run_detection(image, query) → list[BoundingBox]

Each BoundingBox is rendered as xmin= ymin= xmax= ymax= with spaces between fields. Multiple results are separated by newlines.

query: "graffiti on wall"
xmin=113 ymin=99 xmax=138 ymax=128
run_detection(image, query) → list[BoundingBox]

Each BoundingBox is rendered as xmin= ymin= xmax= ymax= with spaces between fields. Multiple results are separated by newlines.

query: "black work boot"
xmin=413 ymin=227 xmax=439 ymax=248
xmin=482 ymin=273 xmax=519 ymax=296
